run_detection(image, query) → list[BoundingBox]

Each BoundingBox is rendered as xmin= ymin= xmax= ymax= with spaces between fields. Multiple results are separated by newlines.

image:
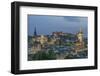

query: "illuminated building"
xmin=75 ymin=26 xmax=84 ymax=53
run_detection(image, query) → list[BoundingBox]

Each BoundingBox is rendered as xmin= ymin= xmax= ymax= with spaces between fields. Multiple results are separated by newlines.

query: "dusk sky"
xmin=28 ymin=15 xmax=88 ymax=37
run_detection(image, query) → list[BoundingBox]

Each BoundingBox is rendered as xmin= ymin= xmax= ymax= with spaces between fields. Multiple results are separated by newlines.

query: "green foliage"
xmin=64 ymin=34 xmax=75 ymax=39
xmin=29 ymin=50 xmax=56 ymax=60
xmin=28 ymin=36 xmax=34 ymax=47
xmin=64 ymin=50 xmax=88 ymax=59
xmin=65 ymin=42 xmax=74 ymax=46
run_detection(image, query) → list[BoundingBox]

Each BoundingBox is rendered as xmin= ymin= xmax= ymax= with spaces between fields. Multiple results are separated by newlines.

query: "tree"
xmin=30 ymin=50 xmax=56 ymax=60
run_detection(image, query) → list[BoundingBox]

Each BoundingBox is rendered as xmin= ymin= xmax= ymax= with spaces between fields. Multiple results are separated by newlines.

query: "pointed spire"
xmin=34 ymin=26 xmax=37 ymax=36
xmin=80 ymin=26 xmax=82 ymax=33
xmin=79 ymin=20 xmax=83 ymax=33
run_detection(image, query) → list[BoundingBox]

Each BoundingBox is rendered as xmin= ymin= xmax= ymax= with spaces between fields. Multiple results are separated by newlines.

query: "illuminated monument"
xmin=75 ymin=26 xmax=84 ymax=53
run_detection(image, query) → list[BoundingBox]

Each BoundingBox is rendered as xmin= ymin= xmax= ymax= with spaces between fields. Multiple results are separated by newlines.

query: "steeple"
xmin=34 ymin=26 xmax=37 ymax=36
xmin=79 ymin=26 xmax=83 ymax=33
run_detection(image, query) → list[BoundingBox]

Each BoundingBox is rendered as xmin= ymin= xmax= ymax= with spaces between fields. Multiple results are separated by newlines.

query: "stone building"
xmin=75 ymin=27 xmax=84 ymax=53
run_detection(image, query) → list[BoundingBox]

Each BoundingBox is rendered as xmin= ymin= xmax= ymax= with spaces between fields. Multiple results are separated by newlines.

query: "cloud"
xmin=63 ymin=16 xmax=87 ymax=22
xmin=28 ymin=15 xmax=88 ymax=37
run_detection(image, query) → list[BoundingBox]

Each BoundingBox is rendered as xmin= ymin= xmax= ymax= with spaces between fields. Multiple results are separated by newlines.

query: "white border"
xmin=20 ymin=6 xmax=95 ymax=70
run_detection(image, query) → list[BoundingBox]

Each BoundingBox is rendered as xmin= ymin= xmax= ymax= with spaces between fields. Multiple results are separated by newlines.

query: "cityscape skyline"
xmin=28 ymin=15 xmax=88 ymax=37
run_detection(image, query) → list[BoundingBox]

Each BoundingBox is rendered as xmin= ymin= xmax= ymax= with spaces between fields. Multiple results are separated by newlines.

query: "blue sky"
xmin=28 ymin=15 xmax=88 ymax=37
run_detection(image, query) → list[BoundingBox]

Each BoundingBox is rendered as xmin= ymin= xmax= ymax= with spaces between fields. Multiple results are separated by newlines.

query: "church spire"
xmin=79 ymin=24 xmax=83 ymax=34
xmin=80 ymin=26 xmax=82 ymax=33
xmin=34 ymin=26 xmax=37 ymax=36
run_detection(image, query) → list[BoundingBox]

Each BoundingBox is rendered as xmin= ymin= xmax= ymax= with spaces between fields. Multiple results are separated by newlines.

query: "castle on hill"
xmin=31 ymin=26 xmax=85 ymax=54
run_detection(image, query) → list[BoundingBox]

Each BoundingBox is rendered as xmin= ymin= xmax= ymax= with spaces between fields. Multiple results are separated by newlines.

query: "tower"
xmin=75 ymin=26 xmax=84 ymax=53
xmin=34 ymin=27 xmax=37 ymax=36
xmin=77 ymin=26 xmax=83 ymax=42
